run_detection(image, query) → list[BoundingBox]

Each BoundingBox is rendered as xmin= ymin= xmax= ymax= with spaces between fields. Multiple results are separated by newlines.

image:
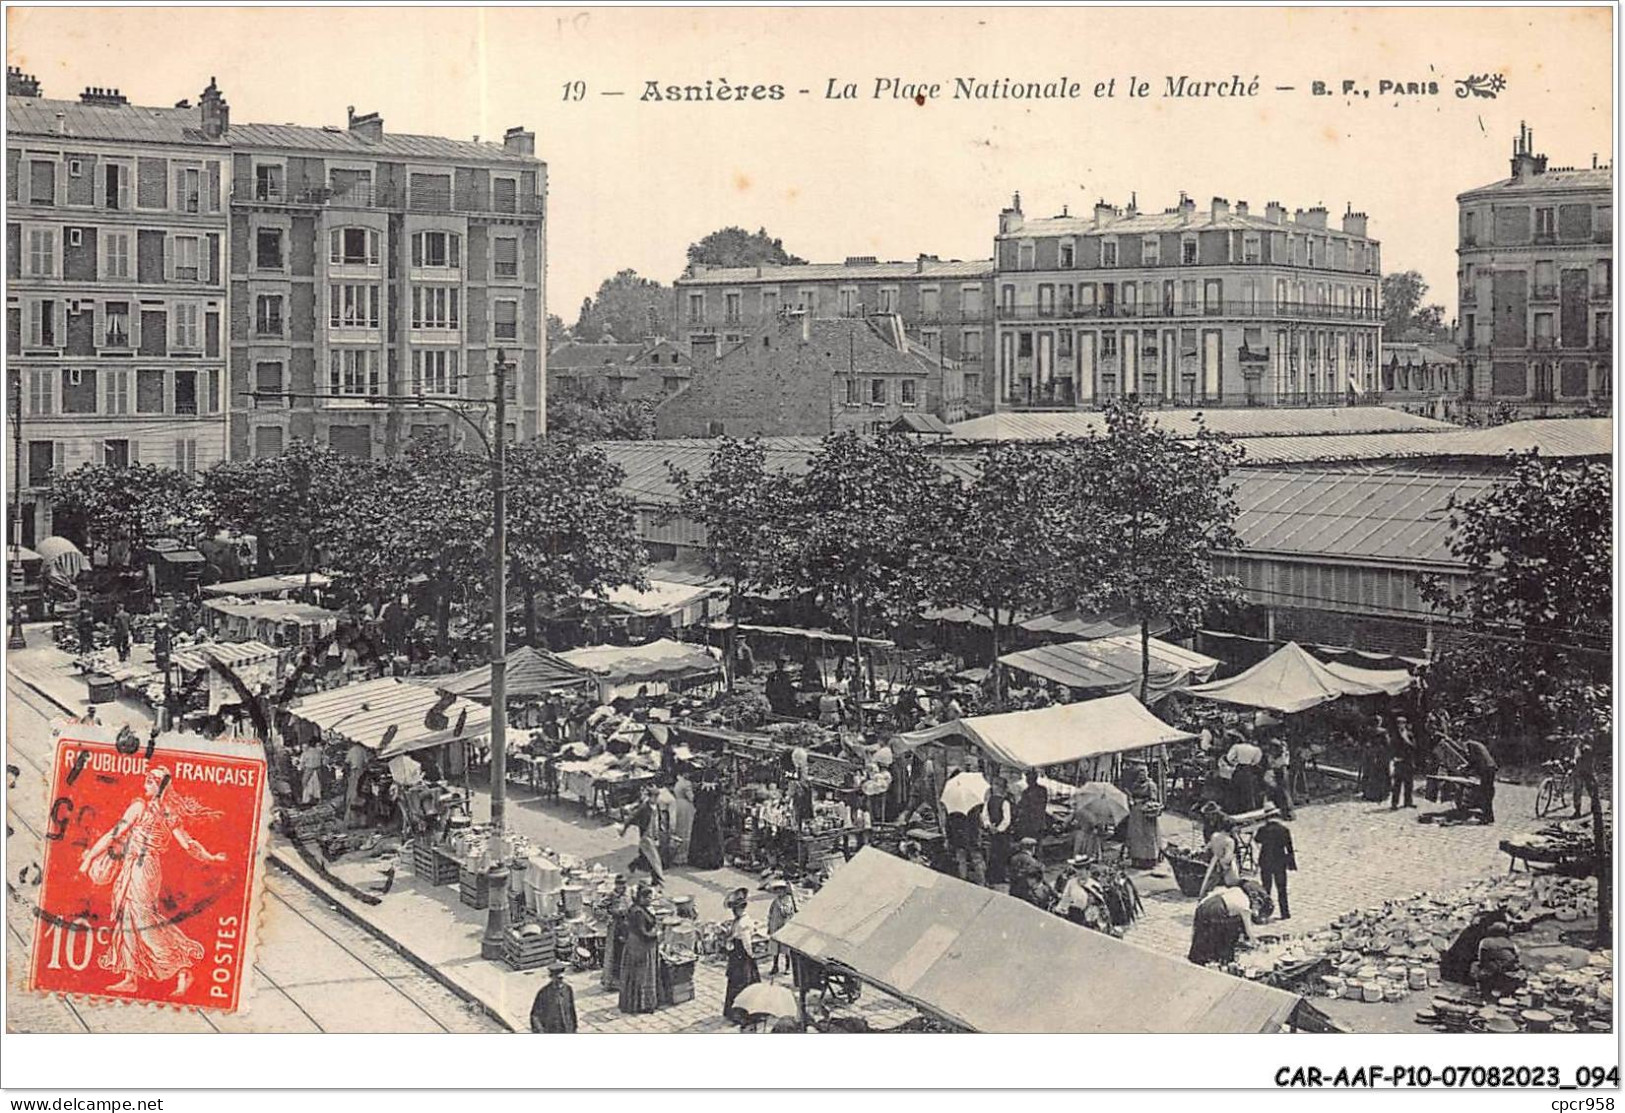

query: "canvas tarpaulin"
xmin=418 ymin=644 xmax=593 ymax=700
xmin=999 ymin=636 xmax=1220 ymax=703
xmin=560 ymin=638 xmax=723 ymax=684
xmin=773 ymin=848 xmax=1319 ymax=1033
xmin=283 ymin=677 xmax=491 ymax=759
xmin=896 ymin=693 xmax=1195 ymax=769
xmin=1187 ymin=641 xmax=1387 ymax=713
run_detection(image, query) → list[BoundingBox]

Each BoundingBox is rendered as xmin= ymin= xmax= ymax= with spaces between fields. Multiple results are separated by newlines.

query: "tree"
xmin=573 ymin=269 xmax=671 ymax=343
xmin=1072 ymin=397 xmax=1243 ymax=703
xmin=546 ymin=313 xmax=570 ymax=350
xmin=546 ymin=392 xmax=657 ymax=441
xmin=668 ymin=436 xmax=792 ymax=689
xmin=506 ymin=438 xmax=647 ymax=646
xmin=780 ymin=431 xmax=948 ymax=727
xmin=1382 ymin=270 xmax=1450 ymax=341
xmin=928 ymin=441 xmax=1076 ymax=707
xmin=686 ymin=226 xmax=806 ymax=270
xmin=1421 ymin=452 xmax=1612 ymax=939
xmin=50 ymin=463 xmax=199 ymax=566
xmin=199 ymin=441 xmax=358 ymax=577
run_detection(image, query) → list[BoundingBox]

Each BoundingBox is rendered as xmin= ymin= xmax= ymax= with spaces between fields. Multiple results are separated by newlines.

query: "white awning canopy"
xmin=897 ymin=693 xmax=1195 ymax=770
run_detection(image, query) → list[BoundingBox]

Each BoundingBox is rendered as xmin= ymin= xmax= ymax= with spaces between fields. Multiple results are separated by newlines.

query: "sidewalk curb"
xmin=11 ymin=668 xmax=82 ymax=718
xmin=265 ymin=851 xmax=518 ymax=1033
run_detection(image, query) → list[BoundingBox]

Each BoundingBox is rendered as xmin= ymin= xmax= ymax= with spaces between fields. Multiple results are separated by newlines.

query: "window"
xmin=687 ymin=293 xmax=705 ymax=323
xmin=962 ymin=286 xmax=983 ymax=315
xmin=28 ymin=441 xmax=56 ymax=487
xmin=329 ymin=167 xmax=373 ymax=204
xmin=329 ymin=348 xmax=381 ymax=397
xmin=69 ymin=158 xmax=83 ymax=179
xmin=103 ymin=439 xmax=130 ymax=469
xmin=68 ymin=228 xmax=83 ymax=248
xmin=1037 ymin=284 xmax=1055 ymax=317
xmin=493 ymin=236 xmax=518 ymax=279
xmin=255 ymin=228 xmax=284 ymax=270
xmin=27 ymin=370 xmax=53 ymax=414
xmin=136 ymin=368 xmax=166 ymax=413
xmin=409 ymin=172 xmax=453 ymax=211
xmin=1000 ymin=285 xmax=1015 ymax=312
xmin=330 ymin=284 xmax=381 ymax=329
xmin=103 ymin=368 xmax=130 ymax=415
xmin=798 ymin=288 xmax=817 ymax=310
xmin=1060 ymin=241 xmax=1075 ymax=269
xmin=761 ymin=289 xmax=779 ymax=315
xmin=492 ymin=177 xmax=518 ymax=214
xmin=1143 ymin=237 xmax=1160 ymax=265
xmin=1306 ymin=238 xmax=1318 ymax=267
xmin=254 ymin=164 xmax=284 ymax=202
xmin=1101 ymin=239 xmax=1118 ymax=267
xmin=1018 ymin=242 xmax=1035 ymax=270
xmin=26 ymin=228 xmax=56 ymax=277
xmin=725 ymin=292 xmax=741 ymax=323
xmin=173 ymin=235 xmax=200 ymax=281
xmin=900 ymin=379 xmax=918 ymax=405
xmin=493 ymin=299 xmax=518 ymax=341
xmin=174 ymin=369 xmax=198 ymax=415
xmin=176 ymin=167 xmax=201 ymax=213
xmin=172 ymin=303 xmax=201 ymax=350
xmin=255 ymin=294 xmax=285 ymax=336
xmin=1242 ymin=234 xmax=1261 ymax=264
xmin=878 ymin=288 xmax=897 ymax=313
xmin=62 ymin=368 xmax=96 ymax=413
xmin=1181 ymin=236 xmax=1197 ymax=265
xmin=962 ymin=329 xmax=983 ymax=358
xmin=870 ymin=378 xmax=888 ymax=404
xmin=103 ymin=163 xmax=130 ymax=210
xmin=1535 ymin=207 xmax=1556 ymax=241
xmin=28 ymin=159 xmax=55 ymax=206
xmin=1058 ymin=330 xmax=1073 ymax=358
xmin=845 ymin=377 xmax=861 ymax=405
xmin=1018 ymin=332 xmax=1034 ymax=358
xmin=102 ymin=231 xmax=131 ymax=279
xmin=254 ymin=361 xmax=284 ymax=407
xmin=839 ymin=288 xmax=858 ymax=316
xmin=174 ymin=438 xmax=197 ymax=475
xmin=1101 ymin=333 xmax=1118 ymax=359
xmin=330 ymin=227 xmax=380 ymax=266
xmin=412 ymin=349 xmax=459 ymax=395
xmin=411 ymin=286 xmax=460 ymax=330
xmin=412 ymin=231 xmax=460 ymax=268
xmin=28 ymin=299 xmax=57 ymax=347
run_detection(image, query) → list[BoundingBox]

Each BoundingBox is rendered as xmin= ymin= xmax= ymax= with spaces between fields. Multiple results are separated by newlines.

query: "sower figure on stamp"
xmin=77 ymin=766 xmax=228 ymax=996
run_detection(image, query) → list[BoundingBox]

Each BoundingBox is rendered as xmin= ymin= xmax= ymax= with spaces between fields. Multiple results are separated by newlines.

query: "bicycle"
xmin=1534 ymin=758 xmax=1575 ymax=818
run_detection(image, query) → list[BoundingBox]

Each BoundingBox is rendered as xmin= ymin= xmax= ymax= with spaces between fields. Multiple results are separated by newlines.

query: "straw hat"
xmin=725 ymin=887 xmax=750 ymax=912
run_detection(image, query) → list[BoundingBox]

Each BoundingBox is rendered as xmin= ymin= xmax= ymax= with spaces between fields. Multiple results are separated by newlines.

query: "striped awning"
xmin=283 ymin=677 xmax=491 ymax=758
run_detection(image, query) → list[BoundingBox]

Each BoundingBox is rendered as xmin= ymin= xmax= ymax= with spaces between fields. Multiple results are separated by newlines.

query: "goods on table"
xmin=1501 ymin=817 xmax=1608 ymax=869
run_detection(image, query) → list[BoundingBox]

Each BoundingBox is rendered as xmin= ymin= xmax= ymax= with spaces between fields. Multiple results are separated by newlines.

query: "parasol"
xmin=940 ymin=771 xmax=991 ymax=816
xmin=37 ymin=536 xmax=86 ymax=584
xmin=732 ymin=982 xmax=801 ymax=1019
xmin=1073 ymin=782 xmax=1130 ymax=827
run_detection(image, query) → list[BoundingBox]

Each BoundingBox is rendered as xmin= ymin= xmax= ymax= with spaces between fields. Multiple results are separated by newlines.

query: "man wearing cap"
xmin=1390 ymin=714 xmax=1418 ymax=810
xmin=1007 ymin=837 xmax=1045 ymax=906
xmin=982 ymin=777 xmax=1014 ymax=888
xmin=529 ymin=962 xmax=578 ymax=1033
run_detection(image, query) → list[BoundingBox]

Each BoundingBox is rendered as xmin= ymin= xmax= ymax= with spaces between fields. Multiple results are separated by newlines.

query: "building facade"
xmin=1379 ymin=340 xmax=1462 ymax=419
xmin=548 ymin=337 xmax=691 ymax=402
xmin=992 ymin=193 xmax=1383 ymax=410
xmin=1456 ymin=125 xmax=1612 ymax=415
xmin=7 ymin=71 xmax=231 ymax=545
xmin=673 ymin=256 xmax=997 ymax=415
xmin=653 ymin=312 xmax=963 ymax=438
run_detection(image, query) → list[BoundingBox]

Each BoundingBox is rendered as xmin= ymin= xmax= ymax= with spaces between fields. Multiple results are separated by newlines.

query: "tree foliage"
xmin=546 ymin=391 xmax=657 ymax=441
xmin=1381 ymin=269 xmax=1450 ymax=341
xmin=199 ymin=440 xmax=359 ymax=574
xmin=50 ymin=463 xmax=199 ymax=564
xmin=686 ymin=226 xmax=806 ymax=270
xmin=546 ymin=313 xmax=570 ymax=350
xmin=573 ymin=269 xmax=671 ymax=344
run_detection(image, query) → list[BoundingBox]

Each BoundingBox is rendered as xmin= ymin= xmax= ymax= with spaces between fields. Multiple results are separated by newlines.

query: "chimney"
xmin=503 ymin=126 xmax=535 ymax=156
xmin=1292 ymin=208 xmax=1307 ymax=227
xmin=1235 ymin=200 xmax=1249 ymax=218
xmin=1342 ymin=205 xmax=1368 ymax=238
xmin=1304 ymin=205 xmax=1328 ymax=229
xmin=1178 ymin=192 xmax=1195 ymax=225
xmin=916 ymin=253 xmax=940 ymax=273
xmin=1127 ymin=191 xmax=1138 ymax=216
xmin=844 ymin=256 xmax=878 ymax=267
xmin=1510 ymin=121 xmax=1548 ymax=182
xmin=689 ymin=334 xmax=719 ymax=365
xmin=7 ymin=67 xmax=39 ymax=97
xmin=1093 ymin=199 xmax=1115 ymax=227
xmin=1211 ymin=196 xmax=1230 ymax=220
xmin=80 ymin=86 xmax=129 ymax=108
xmin=1265 ymin=201 xmax=1286 ymax=225
xmin=999 ymin=191 xmax=1024 ymax=234
xmin=199 ymin=77 xmax=229 ymax=139
xmin=347 ymin=106 xmax=384 ymax=143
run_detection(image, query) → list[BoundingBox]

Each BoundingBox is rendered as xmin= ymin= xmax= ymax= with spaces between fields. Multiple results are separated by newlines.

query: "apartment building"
xmin=1457 ymin=125 xmax=1612 ymax=415
xmin=992 ymin=192 xmax=1384 ymax=410
xmin=6 ymin=70 xmax=230 ymax=545
xmin=673 ymin=256 xmax=997 ymax=415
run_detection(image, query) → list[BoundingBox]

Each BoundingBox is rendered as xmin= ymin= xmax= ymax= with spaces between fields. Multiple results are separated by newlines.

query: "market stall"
xmin=592 ymin=578 xmax=729 ymax=634
xmin=166 ymin=639 xmax=282 ymax=722
xmin=560 ymin=638 xmax=724 ymax=702
xmin=204 ymin=597 xmax=341 ymax=648
xmin=773 ymin=848 xmax=1331 ymax=1032
xmin=421 ymin=644 xmax=595 ymax=704
xmin=202 ymin=572 xmax=334 ymax=599
xmin=998 ymin=636 xmax=1220 ymax=704
xmin=1186 ymin=641 xmax=1392 ymax=714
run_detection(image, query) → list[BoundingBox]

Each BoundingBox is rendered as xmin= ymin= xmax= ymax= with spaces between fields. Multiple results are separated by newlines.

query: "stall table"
xmin=593 ymin=773 xmax=658 ymax=815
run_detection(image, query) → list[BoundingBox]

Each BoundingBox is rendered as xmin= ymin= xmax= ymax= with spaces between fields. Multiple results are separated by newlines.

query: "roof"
xmin=1382 ymin=342 xmax=1459 ymax=366
xmin=559 ymin=638 xmax=722 ymax=684
xmin=598 ymin=437 xmax=825 ymax=505
xmin=898 ymin=693 xmax=1195 ymax=768
xmin=1459 ymin=166 xmax=1613 ymax=199
xmin=594 ymin=579 xmax=723 ymax=618
xmin=1230 ymin=468 xmax=1498 ymax=565
xmin=1231 ymin=417 xmax=1613 ymax=465
xmin=1188 ymin=641 xmax=1389 ymax=713
xmin=170 ymin=639 xmax=280 ymax=674
xmin=548 ymin=342 xmax=646 ymax=370
xmin=998 ymin=637 xmax=1217 ymax=703
xmin=1000 ymin=207 xmax=1374 ymax=243
xmin=414 ymin=645 xmax=592 ymax=700
xmin=726 ymin=316 xmax=941 ymax=378
xmin=203 ymin=599 xmax=341 ymax=623
xmin=891 ymin=412 xmax=953 ymax=435
xmin=202 ymin=573 xmax=333 ymax=598
xmin=947 ymin=407 xmax=1453 ymax=442
xmin=774 ymin=848 xmax=1314 ymax=1033
xmin=1018 ymin=609 xmax=1171 ymax=640
xmin=283 ymin=677 xmax=492 ymax=758
xmin=9 ymin=96 xmax=537 ymax=164
xmin=678 ymin=259 xmax=994 ymax=286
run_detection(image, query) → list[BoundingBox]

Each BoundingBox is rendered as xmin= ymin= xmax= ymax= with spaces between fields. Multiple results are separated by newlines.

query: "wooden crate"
xmin=413 ymin=843 xmax=460 ymax=885
xmin=459 ymin=866 xmax=491 ymax=909
xmin=503 ymin=929 xmax=557 ymax=971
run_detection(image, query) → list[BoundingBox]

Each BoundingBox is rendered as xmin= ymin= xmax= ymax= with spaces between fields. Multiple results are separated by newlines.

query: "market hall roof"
xmin=774 ymin=848 xmax=1324 ymax=1033
xmin=945 ymin=406 xmax=1454 ymax=442
xmin=677 ymin=258 xmax=995 ymax=285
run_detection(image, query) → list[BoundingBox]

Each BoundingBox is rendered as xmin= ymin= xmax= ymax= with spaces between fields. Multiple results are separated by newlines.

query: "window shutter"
xmin=55 ymin=302 xmax=66 ymax=348
xmin=206 ymin=161 xmax=221 ymax=213
xmin=53 ymin=441 xmax=65 ymax=473
xmin=173 ymin=168 xmax=185 ymax=213
xmin=129 ymin=438 xmax=139 ymax=464
xmin=207 ymin=235 xmax=220 ymax=284
xmin=449 ymin=235 xmax=460 ymax=268
xmin=411 ymin=234 xmax=422 ymax=268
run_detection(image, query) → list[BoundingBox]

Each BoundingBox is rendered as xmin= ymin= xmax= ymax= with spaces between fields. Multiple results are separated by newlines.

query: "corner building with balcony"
xmin=6 ymin=72 xmax=232 ymax=545
xmin=991 ymin=192 xmax=1383 ymax=410
xmin=228 ymin=108 xmax=546 ymax=459
xmin=1456 ymin=126 xmax=1612 ymax=416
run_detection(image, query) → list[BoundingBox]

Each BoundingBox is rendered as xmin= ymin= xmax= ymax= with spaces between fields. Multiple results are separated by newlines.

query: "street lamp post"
xmin=9 ymin=368 xmax=27 ymax=650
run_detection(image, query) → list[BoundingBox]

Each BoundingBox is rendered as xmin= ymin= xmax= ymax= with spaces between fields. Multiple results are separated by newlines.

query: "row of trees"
xmin=672 ymin=397 xmax=1245 ymax=719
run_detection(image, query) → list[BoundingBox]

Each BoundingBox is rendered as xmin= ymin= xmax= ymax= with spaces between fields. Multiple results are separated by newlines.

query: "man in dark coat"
xmin=1007 ymin=837 xmax=1045 ymax=906
xmin=1390 ymin=714 xmax=1418 ymax=810
xmin=530 ymin=962 xmax=578 ymax=1033
xmin=1463 ymin=739 xmax=1499 ymax=823
xmin=1254 ymin=817 xmax=1297 ymax=920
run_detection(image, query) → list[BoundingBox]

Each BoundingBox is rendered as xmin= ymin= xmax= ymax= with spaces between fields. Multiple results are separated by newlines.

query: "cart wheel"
xmin=1535 ymin=777 xmax=1557 ymax=818
xmin=824 ymin=972 xmax=862 ymax=1006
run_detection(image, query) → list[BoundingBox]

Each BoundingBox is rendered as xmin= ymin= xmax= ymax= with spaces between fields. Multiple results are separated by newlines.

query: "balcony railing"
xmin=997 ymin=389 xmax=1390 ymax=411
xmin=233 ymin=181 xmax=541 ymax=216
xmin=994 ymin=301 xmax=1380 ymax=323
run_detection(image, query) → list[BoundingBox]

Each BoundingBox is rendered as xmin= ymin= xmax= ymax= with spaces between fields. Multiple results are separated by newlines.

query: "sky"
xmin=7 ymin=6 xmax=1614 ymax=320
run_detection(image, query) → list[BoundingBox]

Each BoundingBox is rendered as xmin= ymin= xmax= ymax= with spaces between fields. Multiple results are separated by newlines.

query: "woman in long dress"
xmin=687 ymin=774 xmax=726 ymax=870
xmin=620 ymin=786 xmax=665 ymax=885
xmin=77 ymin=767 xmax=227 ymax=996
xmin=721 ymin=888 xmax=761 ymax=1025
xmin=600 ymin=878 xmax=629 ymax=991
xmin=617 ymin=884 xmax=660 ymax=1014
xmin=669 ymin=774 xmax=696 ymax=867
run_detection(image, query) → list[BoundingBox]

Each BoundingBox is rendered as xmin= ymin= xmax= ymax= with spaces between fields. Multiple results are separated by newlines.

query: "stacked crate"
xmin=412 ymin=842 xmax=460 ymax=885
xmin=502 ymin=923 xmax=558 ymax=971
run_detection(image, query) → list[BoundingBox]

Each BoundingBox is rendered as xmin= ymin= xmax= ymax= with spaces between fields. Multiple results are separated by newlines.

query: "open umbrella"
xmin=940 ymin=771 xmax=991 ymax=816
xmin=1073 ymin=782 xmax=1130 ymax=827
xmin=732 ymin=981 xmax=801 ymax=1019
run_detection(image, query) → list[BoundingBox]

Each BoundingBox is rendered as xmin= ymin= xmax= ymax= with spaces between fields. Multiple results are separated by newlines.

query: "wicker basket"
xmin=1165 ymin=848 xmax=1211 ymax=898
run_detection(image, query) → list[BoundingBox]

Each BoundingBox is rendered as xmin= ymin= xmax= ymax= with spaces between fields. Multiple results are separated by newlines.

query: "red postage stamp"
xmin=30 ymin=726 xmax=268 ymax=1012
